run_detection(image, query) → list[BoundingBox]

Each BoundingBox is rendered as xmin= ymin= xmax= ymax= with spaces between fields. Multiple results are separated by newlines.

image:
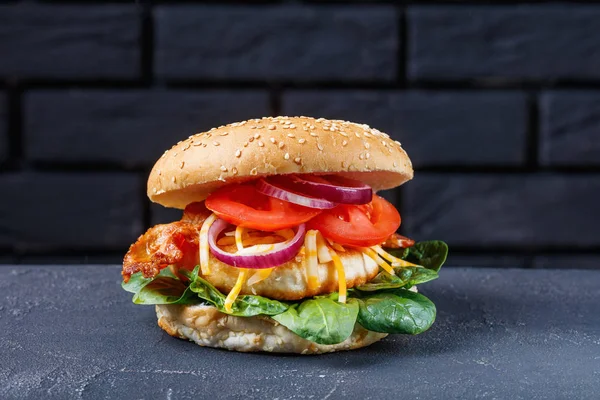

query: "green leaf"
xmin=189 ymin=275 xmax=288 ymax=317
xmin=271 ymin=294 xmax=359 ymax=345
xmin=121 ymin=272 xmax=153 ymax=294
xmin=356 ymin=267 xmax=438 ymax=292
xmin=389 ymin=241 xmax=449 ymax=272
xmin=354 ymin=289 xmax=436 ymax=335
xmin=133 ymin=277 xmax=197 ymax=305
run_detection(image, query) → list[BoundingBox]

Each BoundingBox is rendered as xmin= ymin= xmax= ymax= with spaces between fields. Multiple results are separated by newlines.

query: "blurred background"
xmin=0 ymin=1 xmax=599 ymax=269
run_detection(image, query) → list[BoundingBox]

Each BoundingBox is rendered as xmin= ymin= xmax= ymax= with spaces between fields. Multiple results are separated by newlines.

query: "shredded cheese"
xmin=304 ymin=230 xmax=319 ymax=290
xmin=235 ymin=226 xmax=245 ymax=251
xmin=326 ymin=238 xmax=346 ymax=252
xmin=328 ymin=247 xmax=347 ymax=303
xmin=362 ymin=247 xmax=395 ymax=275
xmin=199 ymin=213 xmax=218 ymax=275
xmin=372 ymin=245 xmax=422 ymax=268
xmin=224 ymin=269 xmax=248 ymax=312
xmin=247 ymin=268 xmax=274 ymax=286
xmin=316 ymin=232 xmax=333 ymax=263
xmin=275 ymin=229 xmax=295 ymax=240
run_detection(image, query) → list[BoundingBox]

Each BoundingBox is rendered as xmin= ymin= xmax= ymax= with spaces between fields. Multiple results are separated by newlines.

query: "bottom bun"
xmin=156 ymin=304 xmax=387 ymax=354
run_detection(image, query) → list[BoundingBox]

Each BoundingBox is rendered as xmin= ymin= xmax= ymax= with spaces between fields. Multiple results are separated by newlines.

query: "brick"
xmin=532 ymin=255 xmax=600 ymax=270
xmin=540 ymin=92 xmax=600 ymax=166
xmin=408 ymin=6 xmax=600 ymax=81
xmin=150 ymin=204 xmax=183 ymax=226
xmin=0 ymin=173 xmax=143 ymax=251
xmin=283 ymin=90 xmax=527 ymax=166
xmin=403 ymin=174 xmax=600 ymax=247
xmin=155 ymin=6 xmax=397 ymax=81
xmin=444 ymin=254 xmax=528 ymax=269
xmin=0 ymin=4 xmax=140 ymax=79
xmin=0 ymin=93 xmax=6 ymax=163
xmin=24 ymin=90 xmax=270 ymax=167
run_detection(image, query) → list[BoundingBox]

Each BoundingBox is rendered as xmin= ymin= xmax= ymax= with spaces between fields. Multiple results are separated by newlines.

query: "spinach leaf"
xmin=356 ymin=267 xmax=438 ymax=292
xmin=133 ymin=277 xmax=197 ymax=305
xmin=389 ymin=241 xmax=448 ymax=272
xmin=354 ymin=289 xmax=436 ymax=335
xmin=271 ymin=294 xmax=359 ymax=345
xmin=121 ymin=272 xmax=153 ymax=294
xmin=189 ymin=274 xmax=288 ymax=317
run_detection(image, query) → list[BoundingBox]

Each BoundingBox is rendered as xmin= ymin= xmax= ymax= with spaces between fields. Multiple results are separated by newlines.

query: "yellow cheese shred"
xmin=328 ymin=247 xmax=347 ymax=303
xmin=199 ymin=213 xmax=218 ymax=275
xmin=224 ymin=269 xmax=248 ymax=312
xmin=362 ymin=248 xmax=395 ymax=275
xmin=326 ymin=238 xmax=346 ymax=252
xmin=235 ymin=226 xmax=245 ymax=251
xmin=247 ymin=268 xmax=274 ymax=286
xmin=304 ymin=230 xmax=319 ymax=290
xmin=316 ymin=232 xmax=333 ymax=263
xmin=371 ymin=245 xmax=422 ymax=268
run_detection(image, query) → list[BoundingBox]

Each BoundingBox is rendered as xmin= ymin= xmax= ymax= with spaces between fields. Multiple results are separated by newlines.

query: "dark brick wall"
xmin=1 ymin=1 xmax=599 ymax=269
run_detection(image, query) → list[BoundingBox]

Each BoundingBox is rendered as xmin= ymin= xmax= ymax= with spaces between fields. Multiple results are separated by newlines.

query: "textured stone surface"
xmin=533 ymin=255 xmax=600 ymax=270
xmin=403 ymin=174 xmax=600 ymax=247
xmin=155 ymin=6 xmax=397 ymax=81
xmin=0 ymin=92 xmax=6 ymax=163
xmin=540 ymin=92 xmax=600 ymax=166
xmin=408 ymin=6 xmax=600 ymax=81
xmin=24 ymin=90 xmax=270 ymax=167
xmin=444 ymin=254 xmax=528 ymax=269
xmin=0 ymin=4 xmax=140 ymax=79
xmin=1 ymin=266 xmax=599 ymax=399
xmin=0 ymin=174 xmax=143 ymax=250
xmin=283 ymin=90 xmax=527 ymax=166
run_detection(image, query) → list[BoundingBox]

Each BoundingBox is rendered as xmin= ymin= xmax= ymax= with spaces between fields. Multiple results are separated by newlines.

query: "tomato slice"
xmin=308 ymin=195 xmax=401 ymax=247
xmin=205 ymin=184 xmax=322 ymax=231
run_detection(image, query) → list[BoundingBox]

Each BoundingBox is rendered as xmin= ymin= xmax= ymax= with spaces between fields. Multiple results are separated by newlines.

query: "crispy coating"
xmin=382 ymin=233 xmax=415 ymax=249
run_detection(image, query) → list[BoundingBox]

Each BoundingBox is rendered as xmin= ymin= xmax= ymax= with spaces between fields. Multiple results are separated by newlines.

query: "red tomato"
xmin=205 ymin=184 xmax=322 ymax=231
xmin=308 ymin=195 xmax=401 ymax=247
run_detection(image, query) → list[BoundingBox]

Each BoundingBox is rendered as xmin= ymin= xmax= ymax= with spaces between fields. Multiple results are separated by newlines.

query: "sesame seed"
xmin=298 ymin=138 xmax=306 ymax=144
xmin=268 ymin=125 xmax=276 ymax=130
xmin=284 ymin=121 xmax=291 ymax=125
xmin=243 ymin=142 xmax=249 ymax=147
xmin=303 ymin=127 xmax=308 ymax=131
xmin=232 ymin=167 xmax=238 ymax=175
xmin=258 ymin=140 xmax=264 ymax=147
xmin=254 ymin=133 xmax=261 ymax=139
xmin=329 ymin=127 xmax=336 ymax=132
xmin=250 ymin=126 xmax=257 ymax=129
xmin=249 ymin=137 xmax=254 ymax=142
xmin=213 ymin=141 xmax=220 ymax=146
xmin=284 ymin=153 xmax=290 ymax=160
xmin=359 ymin=153 xmax=364 ymax=160
xmin=355 ymin=133 xmax=360 ymax=138
xmin=171 ymin=176 xmax=176 ymax=183
xmin=309 ymin=125 xmax=315 ymax=130
xmin=364 ymin=132 xmax=372 ymax=138
xmin=365 ymin=142 xmax=370 ymax=149
xmin=287 ymin=133 xmax=295 ymax=138
xmin=180 ymin=161 xmax=185 ymax=169
xmin=183 ymin=143 xmax=191 ymax=151
xmin=382 ymin=141 xmax=387 ymax=147
xmin=220 ymin=132 xmax=229 ymax=136
xmin=366 ymin=152 xmax=370 ymax=159
xmin=283 ymin=125 xmax=289 ymax=129
xmin=289 ymin=124 xmax=296 ymax=129
xmin=158 ymin=170 xmax=162 ymax=175
xmin=294 ymin=157 xmax=302 ymax=165
xmin=202 ymin=143 xmax=207 ymax=147
xmin=342 ymin=140 xmax=348 ymax=147
xmin=339 ymin=131 xmax=348 ymax=137
xmin=309 ymin=132 xmax=318 ymax=137
xmin=341 ymin=161 xmax=347 ymax=168
xmin=278 ymin=142 xmax=285 ymax=149
xmin=173 ymin=152 xmax=178 ymax=156
xmin=395 ymin=140 xmax=402 ymax=146
xmin=235 ymin=149 xmax=241 ymax=158
xmin=153 ymin=188 xmax=157 ymax=194
xmin=220 ymin=166 xmax=228 ymax=172
xmin=317 ymin=143 xmax=324 ymax=151
xmin=393 ymin=162 xmax=397 ymax=168
xmin=270 ymin=137 xmax=276 ymax=144
xmin=250 ymin=168 xmax=258 ymax=175
xmin=193 ymin=142 xmax=202 ymax=147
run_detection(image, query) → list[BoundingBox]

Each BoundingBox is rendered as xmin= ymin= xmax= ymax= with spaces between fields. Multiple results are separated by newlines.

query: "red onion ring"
xmin=256 ymin=178 xmax=337 ymax=209
xmin=271 ymin=175 xmax=372 ymax=205
xmin=208 ymin=218 xmax=306 ymax=269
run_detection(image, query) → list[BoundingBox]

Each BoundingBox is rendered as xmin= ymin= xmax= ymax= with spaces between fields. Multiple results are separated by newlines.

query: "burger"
xmin=122 ymin=116 xmax=448 ymax=354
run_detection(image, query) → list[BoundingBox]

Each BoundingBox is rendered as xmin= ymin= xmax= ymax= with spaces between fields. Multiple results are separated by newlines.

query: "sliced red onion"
xmin=208 ymin=218 xmax=306 ymax=269
xmin=271 ymin=175 xmax=372 ymax=205
xmin=256 ymin=178 xmax=337 ymax=209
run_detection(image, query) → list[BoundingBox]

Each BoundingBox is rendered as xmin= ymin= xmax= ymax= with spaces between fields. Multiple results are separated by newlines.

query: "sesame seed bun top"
xmin=148 ymin=116 xmax=413 ymax=209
